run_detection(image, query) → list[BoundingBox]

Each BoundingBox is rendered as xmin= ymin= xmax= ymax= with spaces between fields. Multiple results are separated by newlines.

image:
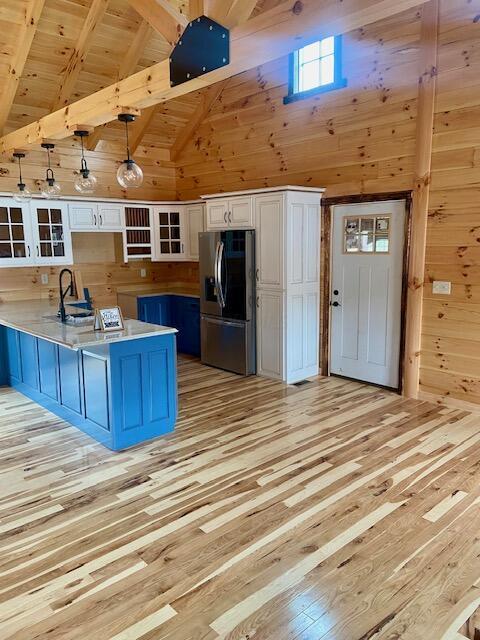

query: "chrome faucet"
xmin=59 ymin=268 xmax=74 ymax=323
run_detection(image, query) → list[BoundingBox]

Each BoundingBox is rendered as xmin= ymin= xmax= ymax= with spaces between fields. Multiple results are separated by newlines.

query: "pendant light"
xmin=41 ymin=143 xmax=62 ymax=198
xmin=12 ymin=152 xmax=32 ymax=203
xmin=116 ymin=113 xmax=143 ymax=189
xmin=74 ymin=130 xmax=97 ymax=194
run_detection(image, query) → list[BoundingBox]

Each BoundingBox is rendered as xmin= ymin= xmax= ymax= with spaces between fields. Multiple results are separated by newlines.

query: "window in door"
xmin=0 ymin=205 xmax=27 ymax=260
xmin=36 ymin=207 xmax=65 ymax=258
xmin=159 ymin=211 xmax=182 ymax=255
xmin=344 ymin=215 xmax=390 ymax=254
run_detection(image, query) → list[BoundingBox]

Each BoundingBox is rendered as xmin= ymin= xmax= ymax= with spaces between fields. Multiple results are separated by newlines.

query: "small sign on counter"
xmin=94 ymin=307 xmax=125 ymax=332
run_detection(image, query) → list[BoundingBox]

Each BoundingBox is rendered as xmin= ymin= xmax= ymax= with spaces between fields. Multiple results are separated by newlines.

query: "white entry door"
xmin=330 ymin=200 xmax=406 ymax=388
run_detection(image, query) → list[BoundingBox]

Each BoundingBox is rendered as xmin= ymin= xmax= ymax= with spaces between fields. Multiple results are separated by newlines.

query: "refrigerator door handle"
xmin=217 ymin=241 xmax=226 ymax=308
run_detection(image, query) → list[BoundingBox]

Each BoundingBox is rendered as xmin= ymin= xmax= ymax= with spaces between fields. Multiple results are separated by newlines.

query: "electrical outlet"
xmin=432 ymin=281 xmax=451 ymax=295
xmin=140 ymin=269 xmax=147 ymax=278
xmin=41 ymin=273 xmax=49 ymax=285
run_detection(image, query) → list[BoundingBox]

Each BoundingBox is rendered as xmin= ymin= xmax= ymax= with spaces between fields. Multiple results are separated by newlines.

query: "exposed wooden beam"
xmin=404 ymin=0 xmax=439 ymax=399
xmin=189 ymin=0 xmax=204 ymax=19
xmin=171 ymin=81 xmax=227 ymax=161
xmin=53 ymin=0 xmax=109 ymax=111
xmin=206 ymin=0 xmax=258 ymax=27
xmin=127 ymin=0 xmax=188 ymax=46
xmin=0 ymin=0 xmax=46 ymax=135
xmin=0 ymin=0 xmax=428 ymax=154
xmin=86 ymin=19 xmax=153 ymax=151
xmin=128 ymin=106 xmax=159 ymax=155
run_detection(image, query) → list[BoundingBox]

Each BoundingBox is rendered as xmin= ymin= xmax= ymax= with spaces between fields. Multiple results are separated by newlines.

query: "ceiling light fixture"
xmin=12 ymin=152 xmax=32 ymax=203
xmin=74 ymin=130 xmax=97 ymax=194
xmin=116 ymin=113 xmax=143 ymax=189
xmin=40 ymin=143 xmax=62 ymax=198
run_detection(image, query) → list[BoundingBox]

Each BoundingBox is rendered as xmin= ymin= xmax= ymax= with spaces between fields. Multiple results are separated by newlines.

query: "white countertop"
xmin=0 ymin=300 xmax=177 ymax=350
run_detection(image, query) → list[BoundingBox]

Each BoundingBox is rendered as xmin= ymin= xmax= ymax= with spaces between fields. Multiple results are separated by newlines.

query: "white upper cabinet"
xmin=152 ymin=205 xmax=187 ymax=261
xmin=30 ymin=201 xmax=73 ymax=265
xmin=0 ymin=199 xmax=34 ymax=266
xmin=98 ymin=204 xmax=124 ymax=231
xmin=69 ymin=203 xmax=98 ymax=231
xmin=185 ymin=204 xmax=205 ymax=261
xmin=69 ymin=202 xmax=124 ymax=232
xmin=206 ymin=196 xmax=254 ymax=230
xmin=123 ymin=205 xmax=153 ymax=261
xmin=254 ymin=193 xmax=284 ymax=289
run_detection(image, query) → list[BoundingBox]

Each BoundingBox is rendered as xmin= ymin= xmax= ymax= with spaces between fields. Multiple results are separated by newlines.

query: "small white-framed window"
xmin=344 ymin=215 xmax=391 ymax=254
xmin=284 ymin=35 xmax=346 ymax=104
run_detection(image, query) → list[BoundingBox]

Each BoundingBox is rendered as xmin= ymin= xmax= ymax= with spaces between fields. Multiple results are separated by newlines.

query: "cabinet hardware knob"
xmin=229 ymin=211 xmax=232 ymax=223
xmin=36 ymin=245 xmax=40 ymax=257
xmin=256 ymin=268 xmax=259 ymax=280
xmin=224 ymin=211 xmax=227 ymax=223
xmin=27 ymin=245 xmax=31 ymax=258
xmin=256 ymin=296 xmax=259 ymax=307
xmin=93 ymin=214 xmax=97 ymax=226
xmin=99 ymin=214 xmax=103 ymax=226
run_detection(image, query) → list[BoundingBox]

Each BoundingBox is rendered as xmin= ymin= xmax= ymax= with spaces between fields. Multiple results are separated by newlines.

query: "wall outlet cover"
xmin=140 ymin=269 xmax=147 ymax=278
xmin=432 ymin=280 xmax=451 ymax=295
xmin=41 ymin=273 xmax=49 ymax=285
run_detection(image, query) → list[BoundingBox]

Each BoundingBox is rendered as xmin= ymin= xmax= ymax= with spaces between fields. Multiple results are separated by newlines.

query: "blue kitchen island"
xmin=0 ymin=300 xmax=178 ymax=451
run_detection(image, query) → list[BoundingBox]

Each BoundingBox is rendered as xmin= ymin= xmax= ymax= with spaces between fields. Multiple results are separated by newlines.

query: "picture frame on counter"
xmin=94 ymin=306 xmax=125 ymax=332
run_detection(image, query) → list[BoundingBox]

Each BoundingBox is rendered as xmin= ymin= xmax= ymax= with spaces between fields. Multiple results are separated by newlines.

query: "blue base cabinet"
xmin=138 ymin=294 xmax=200 ymax=357
xmin=0 ymin=326 xmax=177 ymax=451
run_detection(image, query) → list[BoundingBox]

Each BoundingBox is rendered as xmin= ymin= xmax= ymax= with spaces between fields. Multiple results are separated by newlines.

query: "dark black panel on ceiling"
xmin=170 ymin=16 xmax=230 ymax=88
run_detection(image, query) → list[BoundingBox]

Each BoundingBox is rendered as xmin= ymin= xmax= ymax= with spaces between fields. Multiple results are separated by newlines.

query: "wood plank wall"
xmin=0 ymin=139 xmax=176 ymax=201
xmin=0 ymin=233 xmax=199 ymax=308
xmin=175 ymin=0 xmax=480 ymax=407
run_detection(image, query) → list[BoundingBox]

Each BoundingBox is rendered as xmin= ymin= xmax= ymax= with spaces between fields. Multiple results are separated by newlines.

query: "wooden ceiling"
xmin=0 ymin=0 xmax=278 ymax=157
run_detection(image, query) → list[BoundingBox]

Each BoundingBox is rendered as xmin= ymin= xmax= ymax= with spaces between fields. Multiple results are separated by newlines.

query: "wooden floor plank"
xmin=0 ymin=357 xmax=479 ymax=639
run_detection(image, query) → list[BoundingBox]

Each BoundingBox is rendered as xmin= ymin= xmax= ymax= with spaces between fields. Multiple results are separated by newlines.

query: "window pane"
xmin=53 ymin=242 xmax=65 ymax=257
xmin=375 ymin=236 xmax=389 ymax=253
xmin=360 ymin=234 xmax=374 ymax=252
xmin=10 ymin=208 xmax=23 ymax=224
xmin=51 ymin=209 xmax=62 ymax=224
xmin=40 ymin=242 xmax=52 ymax=257
xmin=13 ymin=243 xmax=26 ymax=258
xmin=0 ymin=208 xmax=8 ymax=223
xmin=52 ymin=225 xmax=63 ymax=242
xmin=360 ymin=218 xmax=374 ymax=232
xmin=171 ymin=227 xmax=180 ymax=240
xmin=171 ymin=242 xmax=181 ymax=254
xmin=39 ymin=226 xmax=51 ymax=241
xmin=320 ymin=36 xmax=334 ymax=57
xmin=159 ymin=212 xmax=169 ymax=226
xmin=345 ymin=235 xmax=359 ymax=252
xmin=160 ymin=241 xmax=170 ymax=254
xmin=0 ymin=243 xmax=12 ymax=258
xmin=159 ymin=227 xmax=169 ymax=240
xmin=320 ymin=54 xmax=334 ymax=85
xmin=299 ymin=41 xmax=320 ymax=64
xmin=11 ymin=225 xmax=24 ymax=241
xmin=170 ymin=212 xmax=180 ymax=225
xmin=0 ymin=226 xmax=10 ymax=241
xmin=300 ymin=60 xmax=320 ymax=92
xmin=37 ymin=209 xmax=49 ymax=224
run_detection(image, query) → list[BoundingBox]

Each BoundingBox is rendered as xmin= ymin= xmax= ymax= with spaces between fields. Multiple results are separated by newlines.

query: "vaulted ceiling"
xmin=0 ymin=0 xmax=280 ymax=159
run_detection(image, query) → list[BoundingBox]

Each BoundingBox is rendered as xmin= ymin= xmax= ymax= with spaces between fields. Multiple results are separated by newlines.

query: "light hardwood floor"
xmin=1 ymin=357 xmax=480 ymax=640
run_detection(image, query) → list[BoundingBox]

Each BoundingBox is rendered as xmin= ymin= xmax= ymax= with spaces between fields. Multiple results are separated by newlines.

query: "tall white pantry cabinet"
xmin=204 ymin=187 xmax=323 ymax=385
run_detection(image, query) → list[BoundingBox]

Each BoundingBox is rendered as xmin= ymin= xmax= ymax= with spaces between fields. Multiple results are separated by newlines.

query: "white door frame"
xmin=321 ymin=192 xmax=412 ymax=392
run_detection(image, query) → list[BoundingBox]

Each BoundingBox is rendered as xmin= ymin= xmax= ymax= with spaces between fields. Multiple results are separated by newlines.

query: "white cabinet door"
xmin=206 ymin=200 xmax=229 ymax=229
xmin=286 ymin=290 xmax=319 ymax=384
xmin=98 ymin=204 xmax=124 ymax=231
xmin=0 ymin=199 xmax=34 ymax=267
xmin=68 ymin=203 xmax=98 ymax=231
xmin=152 ymin=205 xmax=187 ymax=261
xmin=229 ymin=197 xmax=254 ymax=228
xmin=255 ymin=194 xmax=284 ymax=289
xmin=31 ymin=201 xmax=73 ymax=265
xmin=185 ymin=204 xmax=204 ymax=261
xmin=256 ymin=289 xmax=284 ymax=380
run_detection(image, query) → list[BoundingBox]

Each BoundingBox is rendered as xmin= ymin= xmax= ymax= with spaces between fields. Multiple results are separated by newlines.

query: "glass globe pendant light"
xmin=116 ymin=113 xmax=143 ymax=189
xmin=73 ymin=130 xmax=97 ymax=194
xmin=40 ymin=143 xmax=62 ymax=198
xmin=12 ymin=152 xmax=32 ymax=203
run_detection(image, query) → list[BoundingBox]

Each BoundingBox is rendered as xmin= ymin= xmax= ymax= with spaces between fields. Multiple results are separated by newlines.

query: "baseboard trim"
xmin=418 ymin=390 xmax=480 ymax=414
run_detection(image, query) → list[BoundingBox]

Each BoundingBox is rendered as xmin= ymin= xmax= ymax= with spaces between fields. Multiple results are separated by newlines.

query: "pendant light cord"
xmin=80 ymin=134 xmax=88 ymax=172
xmin=124 ymin=119 xmax=131 ymax=162
xmin=46 ymin=147 xmax=54 ymax=182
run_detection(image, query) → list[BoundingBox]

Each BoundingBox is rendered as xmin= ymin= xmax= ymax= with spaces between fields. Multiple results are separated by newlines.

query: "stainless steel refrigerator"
xmin=199 ymin=230 xmax=256 ymax=375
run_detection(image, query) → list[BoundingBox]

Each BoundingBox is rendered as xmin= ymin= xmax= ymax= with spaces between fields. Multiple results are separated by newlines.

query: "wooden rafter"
xmin=206 ymin=0 xmax=258 ymax=27
xmin=86 ymin=19 xmax=153 ymax=151
xmin=53 ymin=0 xmax=109 ymax=111
xmin=0 ymin=0 xmax=46 ymax=135
xmin=404 ymin=0 xmax=439 ymax=398
xmin=189 ymin=0 xmax=205 ymax=19
xmin=127 ymin=0 xmax=188 ymax=46
xmin=0 ymin=0 xmax=428 ymax=154
xmin=171 ymin=81 xmax=227 ymax=161
xmin=128 ymin=106 xmax=159 ymax=155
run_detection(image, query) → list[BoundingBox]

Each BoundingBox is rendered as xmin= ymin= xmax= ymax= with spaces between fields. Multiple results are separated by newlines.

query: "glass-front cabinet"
xmin=30 ymin=201 xmax=72 ymax=265
xmin=0 ymin=198 xmax=72 ymax=267
xmin=152 ymin=205 xmax=187 ymax=261
xmin=0 ymin=199 xmax=32 ymax=266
